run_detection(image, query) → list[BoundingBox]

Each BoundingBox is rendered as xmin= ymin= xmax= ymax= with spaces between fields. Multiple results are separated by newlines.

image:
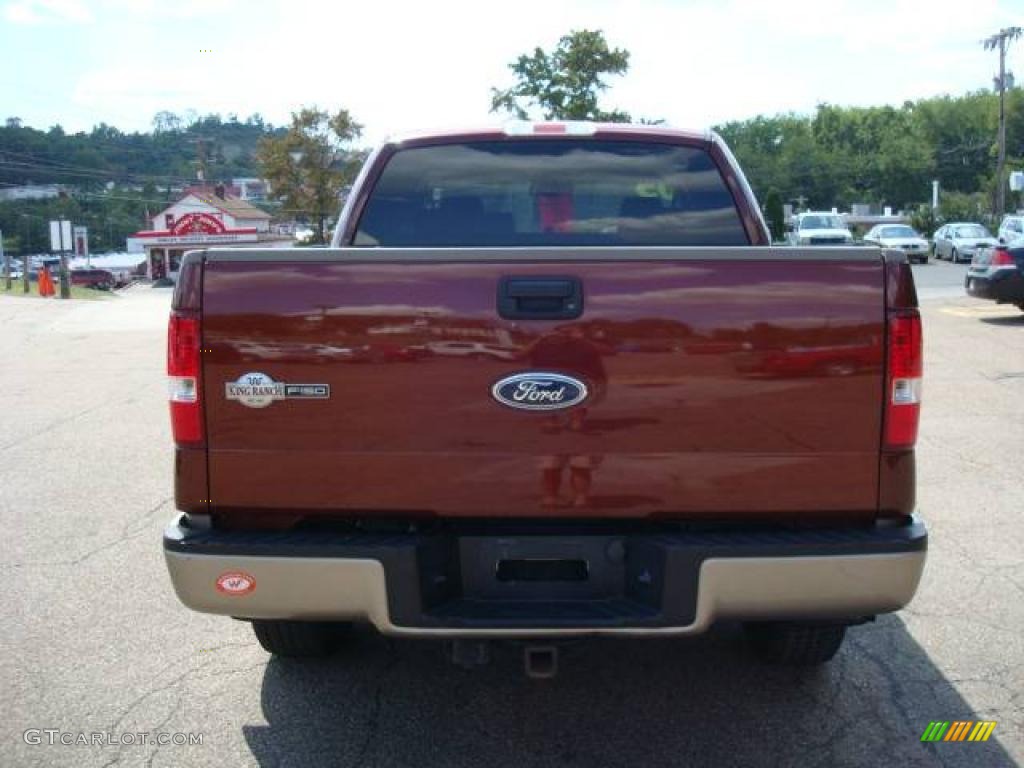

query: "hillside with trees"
xmin=0 ymin=112 xmax=285 ymax=254
xmin=0 ymin=112 xmax=283 ymax=189
xmin=716 ymin=90 xmax=1024 ymax=223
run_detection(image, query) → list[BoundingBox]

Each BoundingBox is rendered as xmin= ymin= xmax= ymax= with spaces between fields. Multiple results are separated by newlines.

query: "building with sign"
xmin=128 ymin=186 xmax=277 ymax=281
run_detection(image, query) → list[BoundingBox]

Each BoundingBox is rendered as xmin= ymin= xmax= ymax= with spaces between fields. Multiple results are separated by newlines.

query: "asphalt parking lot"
xmin=1 ymin=259 xmax=1022 ymax=767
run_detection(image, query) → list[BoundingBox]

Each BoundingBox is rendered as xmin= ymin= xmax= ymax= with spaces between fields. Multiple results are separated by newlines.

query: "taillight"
xmin=884 ymin=311 xmax=922 ymax=449
xmin=168 ymin=311 xmax=203 ymax=445
xmin=991 ymin=247 xmax=1014 ymax=267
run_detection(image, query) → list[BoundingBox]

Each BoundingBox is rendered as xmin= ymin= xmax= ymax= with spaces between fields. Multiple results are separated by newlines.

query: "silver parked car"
xmin=863 ymin=224 xmax=930 ymax=263
xmin=932 ymin=223 xmax=997 ymax=263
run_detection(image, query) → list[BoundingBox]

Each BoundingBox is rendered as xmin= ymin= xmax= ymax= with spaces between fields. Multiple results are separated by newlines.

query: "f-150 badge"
xmin=491 ymin=372 xmax=588 ymax=411
xmin=225 ymin=372 xmax=329 ymax=408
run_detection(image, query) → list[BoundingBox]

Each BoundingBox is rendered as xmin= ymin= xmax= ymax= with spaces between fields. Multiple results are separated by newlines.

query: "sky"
xmin=1 ymin=0 xmax=1022 ymax=145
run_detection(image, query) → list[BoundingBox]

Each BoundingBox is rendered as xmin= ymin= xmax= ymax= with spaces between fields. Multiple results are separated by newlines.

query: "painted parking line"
xmin=938 ymin=306 xmax=1021 ymax=318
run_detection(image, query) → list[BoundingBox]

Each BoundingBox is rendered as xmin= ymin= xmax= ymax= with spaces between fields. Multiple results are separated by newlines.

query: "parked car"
xmin=863 ymin=224 xmax=930 ymax=264
xmin=965 ymin=244 xmax=1024 ymax=311
xmin=163 ymin=123 xmax=926 ymax=672
xmin=932 ymin=223 xmax=998 ymax=263
xmin=786 ymin=212 xmax=854 ymax=245
xmin=69 ymin=268 xmax=115 ymax=290
xmin=997 ymin=214 xmax=1024 ymax=246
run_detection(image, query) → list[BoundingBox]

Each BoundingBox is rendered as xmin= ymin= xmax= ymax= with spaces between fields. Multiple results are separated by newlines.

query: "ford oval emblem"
xmin=491 ymin=372 xmax=589 ymax=411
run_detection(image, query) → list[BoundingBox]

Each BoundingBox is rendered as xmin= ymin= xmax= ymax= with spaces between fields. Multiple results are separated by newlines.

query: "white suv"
xmin=997 ymin=214 xmax=1024 ymax=246
xmin=788 ymin=212 xmax=854 ymax=246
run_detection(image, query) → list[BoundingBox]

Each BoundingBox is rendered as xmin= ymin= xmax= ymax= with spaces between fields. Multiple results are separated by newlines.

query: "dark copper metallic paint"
xmin=877 ymin=251 xmax=920 ymax=516
xmin=175 ymin=447 xmax=208 ymax=514
xmin=200 ymin=257 xmax=888 ymax=522
xmin=878 ymin=450 xmax=915 ymax=517
xmin=171 ymin=254 xmax=209 ymax=513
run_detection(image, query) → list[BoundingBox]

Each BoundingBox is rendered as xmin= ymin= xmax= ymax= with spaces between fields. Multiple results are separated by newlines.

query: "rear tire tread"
xmin=745 ymin=621 xmax=847 ymax=665
xmin=252 ymin=620 xmax=349 ymax=658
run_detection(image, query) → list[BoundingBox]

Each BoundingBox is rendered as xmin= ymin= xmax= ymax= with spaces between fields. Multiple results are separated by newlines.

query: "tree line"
xmin=3 ymin=29 xmax=1023 ymax=254
xmin=0 ymin=112 xmax=283 ymax=190
xmin=718 ymin=91 xmax=1024 ymax=227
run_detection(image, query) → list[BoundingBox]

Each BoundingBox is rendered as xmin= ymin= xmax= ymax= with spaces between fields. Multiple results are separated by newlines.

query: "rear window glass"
xmin=353 ymin=140 xmax=748 ymax=247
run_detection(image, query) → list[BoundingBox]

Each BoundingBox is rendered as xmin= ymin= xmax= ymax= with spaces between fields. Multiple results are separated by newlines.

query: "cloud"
xmin=97 ymin=0 xmax=238 ymax=19
xmin=17 ymin=0 xmax=1024 ymax=138
xmin=2 ymin=0 xmax=92 ymax=23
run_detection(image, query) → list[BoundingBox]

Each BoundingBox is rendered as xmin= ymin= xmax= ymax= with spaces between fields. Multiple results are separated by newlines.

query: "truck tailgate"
xmin=201 ymin=248 xmax=885 ymax=521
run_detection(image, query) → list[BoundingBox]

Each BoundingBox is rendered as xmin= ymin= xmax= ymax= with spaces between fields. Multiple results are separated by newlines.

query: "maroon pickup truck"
xmin=163 ymin=123 xmax=925 ymax=674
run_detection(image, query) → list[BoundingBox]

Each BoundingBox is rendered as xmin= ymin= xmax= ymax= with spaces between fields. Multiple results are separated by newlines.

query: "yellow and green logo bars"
xmin=921 ymin=721 xmax=997 ymax=742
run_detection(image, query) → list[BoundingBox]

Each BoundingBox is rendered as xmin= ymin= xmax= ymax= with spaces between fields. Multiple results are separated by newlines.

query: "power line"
xmin=0 ymin=183 xmax=318 ymax=216
xmin=0 ymin=160 xmax=194 ymax=186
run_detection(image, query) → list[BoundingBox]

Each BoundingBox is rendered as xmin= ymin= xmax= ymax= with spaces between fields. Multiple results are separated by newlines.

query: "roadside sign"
xmin=49 ymin=220 xmax=72 ymax=252
xmin=73 ymin=226 xmax=88 ymax=257
xmin=48 ymin=220 xmax=72 ymax=298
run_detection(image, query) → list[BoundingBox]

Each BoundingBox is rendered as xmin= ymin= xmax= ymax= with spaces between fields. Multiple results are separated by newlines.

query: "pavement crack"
xmin=0 ymin=496 xmax=172 ymax=569
xmin=0 ymin=381 xmax=155 ymax=454
xmin=122 ymin=495 xmax=175 ymax=536
xmin=351 ymin=640 xmax=400 ymax=768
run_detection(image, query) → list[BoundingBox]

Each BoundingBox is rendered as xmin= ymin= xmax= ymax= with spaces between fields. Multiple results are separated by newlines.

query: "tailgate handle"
xmin=497 ymin=276 xmax=583 ymax=320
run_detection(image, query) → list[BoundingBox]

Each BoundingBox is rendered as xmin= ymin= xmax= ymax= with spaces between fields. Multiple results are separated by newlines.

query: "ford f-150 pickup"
xmin=163 ymin=122 xmax=926 ymax=674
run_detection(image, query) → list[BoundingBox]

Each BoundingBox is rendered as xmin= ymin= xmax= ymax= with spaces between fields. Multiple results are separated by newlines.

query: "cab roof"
xmin=386 ymin=122 xmax=712 ymax=148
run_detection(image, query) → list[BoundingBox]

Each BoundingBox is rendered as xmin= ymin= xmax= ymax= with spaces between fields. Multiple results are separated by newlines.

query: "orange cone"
xmin=38 ymin=268 xmax=55 ymax=297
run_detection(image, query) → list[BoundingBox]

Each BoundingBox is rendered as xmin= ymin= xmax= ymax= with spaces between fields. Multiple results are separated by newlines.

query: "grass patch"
xmin=0 ymin=282 xmax=114 ymax=301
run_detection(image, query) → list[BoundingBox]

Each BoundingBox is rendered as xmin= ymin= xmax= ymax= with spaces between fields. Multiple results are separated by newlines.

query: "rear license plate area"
xmin=496 ymin=558 xmax=589 ymax=583
xmin=459 ymin=536 xmax=621 ymax=600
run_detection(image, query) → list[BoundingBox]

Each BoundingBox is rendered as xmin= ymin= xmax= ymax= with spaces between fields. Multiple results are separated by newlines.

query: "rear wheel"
xmin=252 ymin=620 xmax=351 ymax=658
xmin=744 ymin=621 xmax=847 ymax=665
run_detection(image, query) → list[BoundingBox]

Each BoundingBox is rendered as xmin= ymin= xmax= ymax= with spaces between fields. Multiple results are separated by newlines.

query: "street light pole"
xmin=983 ymin=26 xmax=1022 ymax=218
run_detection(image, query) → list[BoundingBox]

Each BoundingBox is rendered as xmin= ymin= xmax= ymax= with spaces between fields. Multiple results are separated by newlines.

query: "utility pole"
xmin=20 ymin=214 xmax=30 ymax=293
xmin=188 ymin=137 xmax=211 ymax=183
xmin=1 ymin=228 xmax=9 ymax=291
xmin=983 ymin=26 xmax=1022 ymax=218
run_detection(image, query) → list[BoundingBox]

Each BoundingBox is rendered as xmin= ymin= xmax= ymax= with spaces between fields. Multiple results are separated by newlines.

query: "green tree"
xmin=763 ymin=189 xmax=785 ymax=242
xmin=490 ymin=30 xmax=631 ymax=122
xmin=152 ymin=111 xmax=182 ymax=134
xmin=256 ymin=107 xmax=363 ymax=243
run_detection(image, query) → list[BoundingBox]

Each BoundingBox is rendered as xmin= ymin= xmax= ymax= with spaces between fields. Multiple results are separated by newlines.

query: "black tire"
xmin=252 ymin=620 xmax=350 ymax=658
xmin=744 ymin=621 xmax=847 ymax=665
xmin=951 ymin=248 xmax=959 ymax=264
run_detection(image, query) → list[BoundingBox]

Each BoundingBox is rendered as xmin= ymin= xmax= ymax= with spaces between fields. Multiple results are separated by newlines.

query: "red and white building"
xmin=128 ymin=186 xmax=275 ymax=281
